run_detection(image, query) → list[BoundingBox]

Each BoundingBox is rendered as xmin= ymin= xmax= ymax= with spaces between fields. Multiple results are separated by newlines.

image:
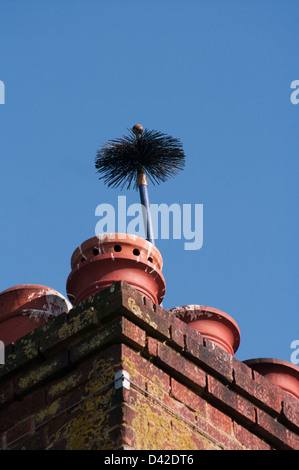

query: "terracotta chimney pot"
xmin=0 ymin=284 xmax=72 ymax=345
xmin=169 ymin=304 xmax=241 ymax=355
xmin=66 ymin=233 xmax=166 ymax=306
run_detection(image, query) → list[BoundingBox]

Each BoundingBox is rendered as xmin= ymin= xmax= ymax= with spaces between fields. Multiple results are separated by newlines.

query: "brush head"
xmin=95 ymin=126 xmax=186 ymax=189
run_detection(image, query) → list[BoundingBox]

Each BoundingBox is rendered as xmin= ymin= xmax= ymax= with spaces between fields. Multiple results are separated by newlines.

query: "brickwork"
xmin=0 ymin=282 xmax=298 ymax=450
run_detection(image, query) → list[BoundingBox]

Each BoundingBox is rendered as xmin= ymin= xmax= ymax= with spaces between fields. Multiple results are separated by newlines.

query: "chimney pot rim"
xmin=169 ymin=304 xmax=240 ymax=332
xmin=0 ymin=284 xmax=60 ymax=295
xmin=243 ymin=357 xmax=299 ymax=374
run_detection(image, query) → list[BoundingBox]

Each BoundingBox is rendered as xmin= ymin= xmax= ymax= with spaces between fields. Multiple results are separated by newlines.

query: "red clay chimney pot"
xmin=66 ymin=233 xmax=166 ymax=306
xmin=0 ymin=284 xmax=72 ymax=345
xmin=169 ymin=304 xmax=241 ymax=355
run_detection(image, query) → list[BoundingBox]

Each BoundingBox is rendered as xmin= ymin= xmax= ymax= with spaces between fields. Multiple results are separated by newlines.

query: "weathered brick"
xmin=69 ymin=319 xmax=123 ymax=364
xmin=69 ymin=317 xmax=145 ymax=365
xmin=121 ymin=404 xmax=138 ymax=427
xmin=9 ymin=428 xmax=46 ymax=450
xmin=34 ymin=397 xmax=65 ymax=429
xmin=182 ymin=319 xmax=204 ymax=348
xmin=122 ymin=317 xmax=146 ymax=350
xmin=184 ymin=332 xmax=201 ymax=358
xmin=195 ymin=412 xmax=243 ymax=450
xmin=0 ymin=334 xmax=40 ymax=380
xmin=146 ymin=336 xmax=159 ymax=357
xmin=0 ymin=389 xmax=46 ymax=432
xmin=109 ymin=424 xmax=136 ymax=449
xmin=0 ymin=380 xmax=14 ymax=407
xmin=108 ymin=404 xmax=138 ymax=429
xmin=67 ymin=282 xmax=126 ymax=331
xmin=65 ymin=374 xmax=116 ymax=417
xmin=163 ymin=392 xmax=197 ymax=425
xmin=122 ymin=290 xmax=171 ymax=340
xmin=92 ymin=343 xmax=123 ymax=377
xmin=122 ymin=344 xmax=170 ymax=393
xmin=46 ymin=357 xmax=94 ymax=403
xmin=233 ymin=356 xmax=253 ymax=383
xmin=5 ymin=417 xmax=32 ymax=449
xmin=92 ymin=283 xmax=131 ymax=323
xmin=206 ymin=375 xmax=255 ymax=426
xmin=207 ymin=402 xmax=232 ymax=435
xmin=185 ymin=338 xmax=233 ymax=383
xmin=72 ymin=281 xmax=124 ymax=319
xmin=233 ymin=359 xmax=282 ymax=415
xmin=112 ymin=386 xmax=138 ymax=410
xmin=255 ymin=408 xmax=299 ymax=450
xmin=168 ymin=316 xmax=185 ymax=350
xmin=181 ymin=432 xmax=207 ymax=451
xmin=171 ymin=378 xmax=206 ymax=416
xmin=281 ymin=393 xmax=299 ymax=431
xmin=47 ymin=389 xmax=116 ymax=450
xmin=64 ymin=383 xmax=89 ymax=411
xmin=157 ymin=342 xmax=206 ymax=394
xmin=233 ymin=421 xmax=271 ymax=450
xmin=118 ymin=389 xmax=201 ymax=450
xmin=38 ymin=309 xmax=99 ymax=356
xmin=46 ymin=412 xmax=73 ymax=446
xmin=0 ymin=283 xmax=298 ymax=451
xmin=14 ymin=350 xmax=70 ymax=396
xmin=204 ymin=338 xmax=234 ymax=378
xmin=252 ymin=377 xmax=282 ymax=415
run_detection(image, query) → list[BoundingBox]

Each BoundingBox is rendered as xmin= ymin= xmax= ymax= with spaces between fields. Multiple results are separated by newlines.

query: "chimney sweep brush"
xmin=95 ymin=124 xmax=186 ymax=245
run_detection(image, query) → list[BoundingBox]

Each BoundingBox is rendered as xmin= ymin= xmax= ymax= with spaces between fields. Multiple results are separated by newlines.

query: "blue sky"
xmin=1 ymin=0 xmax=298 ymax=363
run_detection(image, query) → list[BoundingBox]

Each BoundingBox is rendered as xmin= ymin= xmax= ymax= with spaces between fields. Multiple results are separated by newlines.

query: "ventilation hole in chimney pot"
xmin=93 ymin=248 xmax=99 ymax=256
xmin=148 ymin=257 xmax=153 ymax=263
xmin=114 ymin=245 xmax=122 ymax=252
xmin=81 ymin=257 xmax=86 ymax=262
xmin=133 ymin=248 xmax=140 ymax=256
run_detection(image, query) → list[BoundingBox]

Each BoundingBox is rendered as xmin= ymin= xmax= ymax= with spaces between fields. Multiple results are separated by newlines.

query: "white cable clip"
xmin=114 ymin=370 xmax=130 ymax=390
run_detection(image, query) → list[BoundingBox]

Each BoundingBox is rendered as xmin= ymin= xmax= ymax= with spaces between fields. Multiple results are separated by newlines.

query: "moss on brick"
xmin=0 ymin=283 xmax=298 ymax=450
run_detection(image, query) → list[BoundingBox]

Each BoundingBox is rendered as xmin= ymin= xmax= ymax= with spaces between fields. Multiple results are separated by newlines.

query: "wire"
xmin=3 ymin=379 xmax=115 ymax=449
xmin=128 ymin=378 xmax=228 ymax=450
xmin=2 ymin=373 xmax=228 ymax=450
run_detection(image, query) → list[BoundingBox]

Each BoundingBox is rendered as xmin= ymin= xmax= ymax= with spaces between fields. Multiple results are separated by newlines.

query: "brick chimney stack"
xmin=0 ymin=234 xmax=298 ymax=450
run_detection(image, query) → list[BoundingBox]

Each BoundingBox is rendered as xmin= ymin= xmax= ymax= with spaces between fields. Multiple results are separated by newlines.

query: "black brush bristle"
xmin=95 ymin=128 xmax=185 ymax=189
